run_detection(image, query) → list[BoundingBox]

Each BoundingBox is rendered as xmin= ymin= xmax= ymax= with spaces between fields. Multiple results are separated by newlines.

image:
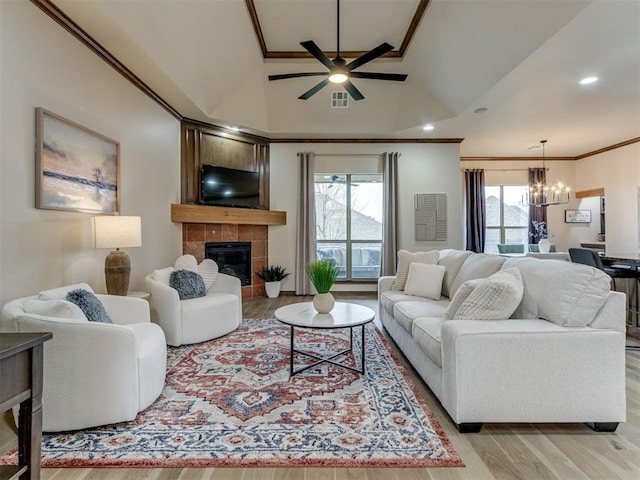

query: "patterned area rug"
xmin=1 ymin=319 xmax=463 ymax=468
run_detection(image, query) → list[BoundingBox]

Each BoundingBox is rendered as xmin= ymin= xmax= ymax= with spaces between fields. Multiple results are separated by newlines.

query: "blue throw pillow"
xmin=170 ymin=269 xmax=206 ymax=300
xmin=66 ymin=289 xmax=113 ymax=324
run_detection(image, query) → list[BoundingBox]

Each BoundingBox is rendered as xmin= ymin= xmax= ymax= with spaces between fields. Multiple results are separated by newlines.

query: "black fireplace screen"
xmin=205 ymin=242 xmax=252 ymax=286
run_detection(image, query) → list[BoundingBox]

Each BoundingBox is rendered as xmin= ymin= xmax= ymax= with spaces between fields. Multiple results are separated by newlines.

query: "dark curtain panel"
xmin=464 ymin=169 xmax=486 ymax=253
xmin=528 ymin=168 xmax=548 ymax=242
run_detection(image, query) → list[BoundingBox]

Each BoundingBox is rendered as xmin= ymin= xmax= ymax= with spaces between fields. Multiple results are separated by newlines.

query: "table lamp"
xmin=93 ymin=216 xmax=142 ymax=296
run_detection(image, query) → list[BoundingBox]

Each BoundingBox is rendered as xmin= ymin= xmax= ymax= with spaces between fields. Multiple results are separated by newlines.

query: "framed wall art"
xmin=565 ymin=209 xmax=591 ymax=223
xmin=36 ymin=108 xmax=120 ymax=214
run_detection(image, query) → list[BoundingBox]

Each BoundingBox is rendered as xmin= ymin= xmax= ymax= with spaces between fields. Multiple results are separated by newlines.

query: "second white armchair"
xmin=145 ymin=263 xmax=242 ymax=346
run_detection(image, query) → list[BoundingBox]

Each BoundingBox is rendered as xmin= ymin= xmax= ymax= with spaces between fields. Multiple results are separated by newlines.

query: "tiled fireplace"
xmin=182 ymin=223 xmax=268 ymax=298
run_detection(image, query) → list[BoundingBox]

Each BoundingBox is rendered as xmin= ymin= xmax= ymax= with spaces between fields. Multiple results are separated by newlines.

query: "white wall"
xmin=461 ymin=159 xmax=578 ymax=251
xmin=575 ymin=142 xmax=640 ymax=255
xmin=0 ymin=2 xmax=182 ymax=304
xmin=269 ymin=143 xmax=462 ymax=291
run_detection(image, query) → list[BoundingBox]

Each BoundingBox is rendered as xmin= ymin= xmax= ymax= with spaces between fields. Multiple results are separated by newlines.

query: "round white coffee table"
xmin=274 ymin=302 xmax=375 ymax=376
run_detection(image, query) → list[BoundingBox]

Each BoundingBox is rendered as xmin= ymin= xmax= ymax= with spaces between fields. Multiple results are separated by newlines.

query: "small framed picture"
xmin=36 ymin=108 xmax=119 ymax=214
xmin=565 ymin=209 xmax=591 ymax=223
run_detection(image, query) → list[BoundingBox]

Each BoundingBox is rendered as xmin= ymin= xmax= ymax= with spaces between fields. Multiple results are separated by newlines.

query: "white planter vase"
xmin=264 ymin=281 xmax=282 ymax=299
xmin=313 ymin=292 xmax=335 ymax=314
xmin=538 ymin=238 xmax=551 ymax=253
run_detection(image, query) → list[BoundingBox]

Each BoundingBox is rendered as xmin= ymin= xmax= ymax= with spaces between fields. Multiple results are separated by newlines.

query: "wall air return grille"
xmin=331 ymin=91 xmax=348 ymax=108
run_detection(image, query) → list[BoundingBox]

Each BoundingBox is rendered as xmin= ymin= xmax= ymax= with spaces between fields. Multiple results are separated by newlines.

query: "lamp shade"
xmin=94 ymin=216 xmax=142 ymax=249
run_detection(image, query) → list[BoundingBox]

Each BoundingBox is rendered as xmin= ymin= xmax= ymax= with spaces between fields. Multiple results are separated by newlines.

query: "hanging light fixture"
xmin=523 ymin=140 xmax=570 ymax=207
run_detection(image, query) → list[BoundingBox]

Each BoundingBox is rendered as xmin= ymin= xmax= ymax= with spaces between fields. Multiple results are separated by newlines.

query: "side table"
xmin=0 ymin=332 xmax=52 ymax=480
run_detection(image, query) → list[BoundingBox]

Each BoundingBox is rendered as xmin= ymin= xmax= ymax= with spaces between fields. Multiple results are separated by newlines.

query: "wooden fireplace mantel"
xmin=171 ymin=204 xmax=286 ymax=226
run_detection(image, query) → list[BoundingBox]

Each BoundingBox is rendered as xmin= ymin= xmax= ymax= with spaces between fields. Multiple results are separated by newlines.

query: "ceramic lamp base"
xmin=104 ymin=249 xmax=131 ymax=296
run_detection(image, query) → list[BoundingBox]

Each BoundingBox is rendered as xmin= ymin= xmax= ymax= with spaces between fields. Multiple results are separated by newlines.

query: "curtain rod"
xmin=306 ymin=153 xmax=384 ymax=157
xmin=461 ymin=167 xmax=548 ymax=172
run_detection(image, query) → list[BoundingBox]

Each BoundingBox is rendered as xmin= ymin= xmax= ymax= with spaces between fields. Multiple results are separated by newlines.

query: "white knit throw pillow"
xmin=453 ymin=268 xmax=524 ymax=320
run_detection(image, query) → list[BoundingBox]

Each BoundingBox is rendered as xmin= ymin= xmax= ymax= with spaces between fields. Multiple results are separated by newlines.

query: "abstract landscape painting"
xmin=36 ymin=108 xmax=119 ymax=213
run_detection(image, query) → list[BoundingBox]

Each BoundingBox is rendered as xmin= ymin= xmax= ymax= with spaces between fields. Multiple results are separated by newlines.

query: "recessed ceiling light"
xmin=579 ymin=76 xmax=598 ymax=85
xmin=423 ymin=124 xmax=435 ymax=131
xmin=474 ymin=107 xmax=488 ymax=114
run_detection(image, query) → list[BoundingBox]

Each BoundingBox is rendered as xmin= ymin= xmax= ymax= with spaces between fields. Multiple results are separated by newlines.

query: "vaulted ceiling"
xmin=51 ymin=0 xmax=640 ymax=157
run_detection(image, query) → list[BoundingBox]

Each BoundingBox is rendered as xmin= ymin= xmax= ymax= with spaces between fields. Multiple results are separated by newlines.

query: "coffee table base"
xmin=289 ymin=324 xmax=366 ymax=375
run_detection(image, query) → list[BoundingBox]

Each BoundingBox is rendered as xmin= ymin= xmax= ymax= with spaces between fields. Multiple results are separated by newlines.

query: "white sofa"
xmin=1 ymin=283 xmax=167 ymax=432
xmin=378 ymin=249 xmax=627 ymax=433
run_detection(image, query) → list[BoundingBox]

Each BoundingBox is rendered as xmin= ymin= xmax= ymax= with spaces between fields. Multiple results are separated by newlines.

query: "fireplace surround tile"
xmin=181 ymin=222 xmax=268 ymax=298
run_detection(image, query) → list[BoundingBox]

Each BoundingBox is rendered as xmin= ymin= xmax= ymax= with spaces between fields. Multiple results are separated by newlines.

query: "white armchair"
xmin=0 ymin=283 xmax=167 ymax=432
xmin=145 ymin=267 xmax=242 ymax=346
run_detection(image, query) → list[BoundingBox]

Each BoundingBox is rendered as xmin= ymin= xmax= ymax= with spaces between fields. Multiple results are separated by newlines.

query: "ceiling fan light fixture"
xmin=329 ymin=71 xmax=348 ymax=84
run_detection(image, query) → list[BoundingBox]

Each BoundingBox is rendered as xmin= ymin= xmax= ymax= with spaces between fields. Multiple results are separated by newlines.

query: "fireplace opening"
xmin=205 ymin=242 xmax=252 ymax=286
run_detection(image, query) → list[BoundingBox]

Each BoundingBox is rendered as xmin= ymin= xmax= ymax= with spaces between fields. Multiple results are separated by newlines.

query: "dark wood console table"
xmin=0 ymin=332 xmax=52 ymax=480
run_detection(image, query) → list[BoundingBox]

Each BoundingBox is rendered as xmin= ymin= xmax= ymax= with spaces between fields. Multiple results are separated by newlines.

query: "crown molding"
xmin=245 ymin=0 xmax=431 ymax=60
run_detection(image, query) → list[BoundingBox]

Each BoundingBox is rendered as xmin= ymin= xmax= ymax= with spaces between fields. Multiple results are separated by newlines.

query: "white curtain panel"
xmin=295 ymin=152 xmax=317 ymax=295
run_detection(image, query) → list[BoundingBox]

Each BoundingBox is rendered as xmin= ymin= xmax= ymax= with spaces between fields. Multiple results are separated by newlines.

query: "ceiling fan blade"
xmin=300 ymin=40 xmax=335 ymax=69
xmin=298 ymin=78 xmax=330 ymax=100
xmin=346 ymin=42 xmax=394 ymax=71
xmin=350 ymin=72 xmax=408 ymax=82
xmin=344 ymin=81 xmax=364 ymax=101
xmin=269 ymin=72 xmax=328 ymax=81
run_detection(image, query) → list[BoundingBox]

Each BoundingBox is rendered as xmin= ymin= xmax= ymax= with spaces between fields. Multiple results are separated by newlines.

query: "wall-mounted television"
xmin=200 ymin=165 xmax=262 ymax=209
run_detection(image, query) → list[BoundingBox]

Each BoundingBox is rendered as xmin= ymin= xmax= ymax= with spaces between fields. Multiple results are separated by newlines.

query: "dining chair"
xmin=497 ymin=244 xmax=525 ymax=254
xmin=529 ymin=244 xmax=557 ymax=253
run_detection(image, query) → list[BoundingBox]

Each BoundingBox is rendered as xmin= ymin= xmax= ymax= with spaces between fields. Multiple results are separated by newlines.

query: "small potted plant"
xmin=530 ymin=220 xmax=555 ymax=253
xmin=256 ymin=265 xmax=290 ymax=298
xmin=306 ymin=260 xmax=340 ymax=313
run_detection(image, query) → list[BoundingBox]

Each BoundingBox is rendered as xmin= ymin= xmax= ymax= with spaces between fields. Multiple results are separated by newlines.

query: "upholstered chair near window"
xmin=145 ymin=255 xmax=242 ymax=347
xmin=0 ymin=283 xmax=167 ymax=432
xmin=497 ymin=244 xmax=525 ymax=254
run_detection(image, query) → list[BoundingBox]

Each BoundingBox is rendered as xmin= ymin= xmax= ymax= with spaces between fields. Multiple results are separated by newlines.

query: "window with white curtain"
xmin=314 ymin=173 xmax=383 ymax=280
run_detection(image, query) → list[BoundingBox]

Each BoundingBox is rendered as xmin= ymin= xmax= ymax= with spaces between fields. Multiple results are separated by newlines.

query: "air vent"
xmin=331 ymin=91 xmax=348 ymax=108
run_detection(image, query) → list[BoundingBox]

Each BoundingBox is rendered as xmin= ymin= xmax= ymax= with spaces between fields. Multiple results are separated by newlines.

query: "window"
xmin=314 ymin=174 xmax=383 ymax=280
xmin=485 ymin=185 xmax=529 ymax=254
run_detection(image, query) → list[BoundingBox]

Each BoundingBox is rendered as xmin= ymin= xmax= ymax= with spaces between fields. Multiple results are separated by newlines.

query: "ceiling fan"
xmin=268 ymin=0 xmax=407 ymax=101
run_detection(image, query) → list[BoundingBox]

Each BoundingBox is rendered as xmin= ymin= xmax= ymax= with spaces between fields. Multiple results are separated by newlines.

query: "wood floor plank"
xmin=4 ymin=293 xmax=640 ymax=479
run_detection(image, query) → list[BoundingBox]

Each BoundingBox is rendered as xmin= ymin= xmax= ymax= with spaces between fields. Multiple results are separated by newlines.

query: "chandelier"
xmin=523 ymin=140 xmax=570 ymax=207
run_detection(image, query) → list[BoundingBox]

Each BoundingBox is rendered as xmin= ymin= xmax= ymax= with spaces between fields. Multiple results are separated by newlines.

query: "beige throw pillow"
xmin=443 ymin=278 xmax=483 ymax=319
xmin=392 ymin=250 xmax=440 ymax=291
xmin=404 ymin=263 xmax=446 ymax=300
xmin=453 ymin=268 xmax=524 ymax=320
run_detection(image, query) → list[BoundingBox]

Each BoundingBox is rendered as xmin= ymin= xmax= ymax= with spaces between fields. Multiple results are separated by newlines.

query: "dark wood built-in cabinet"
xmin=180 ymin=119 xmax=270 ymax=208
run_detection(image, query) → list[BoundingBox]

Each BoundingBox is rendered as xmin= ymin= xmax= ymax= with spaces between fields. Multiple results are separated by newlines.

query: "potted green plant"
xmin=256 ymin=265 xmax=290 ymax=298
xmin=306 ymin=260 xmax=340 ymax=313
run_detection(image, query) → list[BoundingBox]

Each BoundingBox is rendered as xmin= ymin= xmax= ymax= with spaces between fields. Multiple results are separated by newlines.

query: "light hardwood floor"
xmin=3 ymin=292 xmax=640 ymax=480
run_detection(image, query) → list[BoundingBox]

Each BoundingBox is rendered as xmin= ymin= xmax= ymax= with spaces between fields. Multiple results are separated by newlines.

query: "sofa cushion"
xmin=38 ymin=283 xmax=95 ymax=300
xmin=22 ymin=299 xmax=88 ymax=322
xmin=438 ymin=249 xmax=475 ymax=298
xmin=380 ymin=291 xmax=432 ymax=316
xmin=412 ymin=317 xmax=445 ymax=367
xmin=170 ymin=270 xmax=207 ymax=300
xmin=392 ymin=250 xmax=439 ymax=291
xmin=394 ymin=301 xmax=449 ymax=333
xmin=65 ymin=289 xmax=113 ymax=324
xmin=175 ymin=255 xmax=219 ymax=290
xmin=443 ymin=278 xmax=483 ymax=320
xmin=404 ymin=263 xmax=446 ymax=300
xmin=453 ymin=268 xmax=524 ymax=320
xmin=502 ymin=257 xmax=612 ymax=327
xmin=449 ymin=253 xmax=507 ymax=298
